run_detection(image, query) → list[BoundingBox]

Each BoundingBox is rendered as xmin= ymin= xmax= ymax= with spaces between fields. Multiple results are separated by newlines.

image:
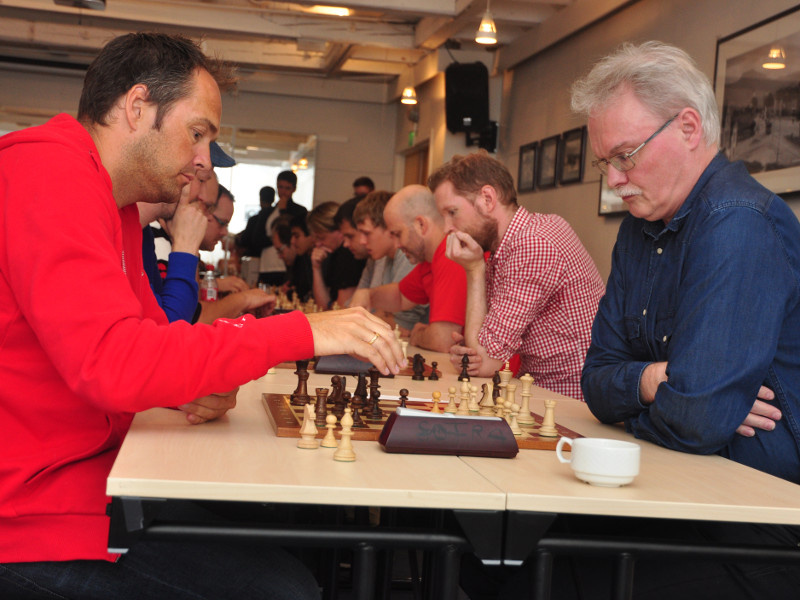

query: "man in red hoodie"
xmin=0 ymin=32 xmax=403 ymax=599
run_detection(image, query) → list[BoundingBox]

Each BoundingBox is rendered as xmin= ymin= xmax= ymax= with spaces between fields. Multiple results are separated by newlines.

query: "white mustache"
xmin=614 ymin=185 xmax=642 ymax=198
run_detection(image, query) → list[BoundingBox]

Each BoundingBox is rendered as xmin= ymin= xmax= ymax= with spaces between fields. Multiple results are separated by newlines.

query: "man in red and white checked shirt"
xmin=429 ymin=152 xmax=605 ymax=399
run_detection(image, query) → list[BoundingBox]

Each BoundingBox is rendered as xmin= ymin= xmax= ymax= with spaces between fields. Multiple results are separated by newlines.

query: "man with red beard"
xmin=430 ymin=151 xmax=605 ymax=399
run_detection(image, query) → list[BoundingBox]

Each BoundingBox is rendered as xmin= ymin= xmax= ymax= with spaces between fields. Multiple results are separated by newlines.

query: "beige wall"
xmin=496 ymin=0 xmax=800 ymax=281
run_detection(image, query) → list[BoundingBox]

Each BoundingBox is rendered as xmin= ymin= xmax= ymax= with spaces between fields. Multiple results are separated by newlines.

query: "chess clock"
xmin=378 ymin=408 xmax=519 ymax=458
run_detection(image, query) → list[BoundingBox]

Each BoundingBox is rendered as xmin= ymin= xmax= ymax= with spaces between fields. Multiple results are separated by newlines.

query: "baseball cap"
xmin=211 ymin=141 xmax=236 ymax=168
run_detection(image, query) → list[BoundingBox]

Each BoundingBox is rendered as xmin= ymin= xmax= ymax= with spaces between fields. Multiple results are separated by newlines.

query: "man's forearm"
xmin=311 ymin=266 xmax=331 ymax=309
xmin=411 ymin=321 xmax=461 ymax=353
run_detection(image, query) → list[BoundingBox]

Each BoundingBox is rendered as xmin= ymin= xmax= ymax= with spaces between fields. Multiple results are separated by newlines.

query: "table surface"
xmin=107 ymin=347 xmax=800 ymax=525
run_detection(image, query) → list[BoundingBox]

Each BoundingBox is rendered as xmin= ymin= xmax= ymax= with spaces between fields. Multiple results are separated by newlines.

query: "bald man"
xmin=352 ymin=185 xmax=466 ymax=352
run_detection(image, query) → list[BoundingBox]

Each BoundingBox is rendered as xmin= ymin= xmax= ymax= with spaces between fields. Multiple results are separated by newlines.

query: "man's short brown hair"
xmin=353 ymin=190 xmax=393 ymax=228
xmin=428 ymin=150 xmax=517 ymax=206
xmin=78 ymin=32 xmax=237 ymax=130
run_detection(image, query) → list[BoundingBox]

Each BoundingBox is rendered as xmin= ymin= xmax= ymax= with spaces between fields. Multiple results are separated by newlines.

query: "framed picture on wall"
xmin=714 ymin=6 xmax=800 ymax=194
xmin=536 ymin=135 xmax=560 ymax=189
xmin=598 ymin=175 xmax=628 ymax=216
xmin=518 ymin=142 xmax=537 ymax=193
xmin=558 ymin=126 xmax=586 ymax=185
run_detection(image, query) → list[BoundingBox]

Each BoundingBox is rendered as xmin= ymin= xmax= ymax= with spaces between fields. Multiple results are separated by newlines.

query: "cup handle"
xmin=556 ymin=436 xmax=573 ymax=463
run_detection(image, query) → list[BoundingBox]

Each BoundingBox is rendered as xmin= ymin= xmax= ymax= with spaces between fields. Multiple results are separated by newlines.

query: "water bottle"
xmin=200 ymin=269 xmax=219 ymax=302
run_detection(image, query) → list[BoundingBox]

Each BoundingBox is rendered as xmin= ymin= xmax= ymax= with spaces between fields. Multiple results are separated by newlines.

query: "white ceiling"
xmin=0 ymin=0 xmax=631 ymax=103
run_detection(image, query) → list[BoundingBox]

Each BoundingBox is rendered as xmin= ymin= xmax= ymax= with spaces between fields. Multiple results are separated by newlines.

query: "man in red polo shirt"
xmin=352 ymin=184 xmax=465 ymax=352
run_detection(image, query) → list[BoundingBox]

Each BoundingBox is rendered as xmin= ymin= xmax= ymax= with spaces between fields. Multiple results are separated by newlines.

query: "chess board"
xmin=273 ymin=358 xmax=438 ymax=379
xmin=262 ymin=393 xmax=582 ymax=450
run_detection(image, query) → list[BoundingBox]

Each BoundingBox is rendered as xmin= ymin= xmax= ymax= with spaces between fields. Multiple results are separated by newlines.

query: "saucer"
xmin=573 ymin=470 xmax=636 ymax=487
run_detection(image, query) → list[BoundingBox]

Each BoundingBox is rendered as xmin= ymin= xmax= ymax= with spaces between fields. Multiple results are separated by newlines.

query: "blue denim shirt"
xmin=582 ymin=153 xmax=800 ymax=483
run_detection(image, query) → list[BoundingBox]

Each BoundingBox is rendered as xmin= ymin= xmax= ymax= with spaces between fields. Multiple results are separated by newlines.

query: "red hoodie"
xmin=0 ymin=114 xmax=314 ymax=562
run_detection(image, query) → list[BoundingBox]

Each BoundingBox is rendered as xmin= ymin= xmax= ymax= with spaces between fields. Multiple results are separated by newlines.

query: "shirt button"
xmin=657 ymin=248 xmax=663 ymax=255
xmin=642 ymin=309 xmax=647 ymax=316
xmin=662 ymin=335 xmax=668 ymax=342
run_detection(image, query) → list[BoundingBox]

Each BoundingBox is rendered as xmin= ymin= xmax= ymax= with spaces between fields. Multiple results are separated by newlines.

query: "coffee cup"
xmin=556 ymin=437 xmax=640 ymax=487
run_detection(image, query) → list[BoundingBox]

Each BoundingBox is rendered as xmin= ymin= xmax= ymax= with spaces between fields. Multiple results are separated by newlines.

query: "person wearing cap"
xmin=140 ymin=143 xmax=234 ymax=323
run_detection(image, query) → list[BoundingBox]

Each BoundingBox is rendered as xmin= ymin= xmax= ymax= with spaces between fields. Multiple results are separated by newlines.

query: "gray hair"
xmin=571 ymin=41 xmax=720 ymax=147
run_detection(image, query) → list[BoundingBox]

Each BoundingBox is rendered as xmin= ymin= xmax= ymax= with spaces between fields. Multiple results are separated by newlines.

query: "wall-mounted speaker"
xmin=445 ymin=62 xmax=489 ymax=134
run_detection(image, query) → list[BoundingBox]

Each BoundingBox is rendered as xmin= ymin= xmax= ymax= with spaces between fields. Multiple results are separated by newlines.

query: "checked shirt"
xmin=479 ymin=208 xmax=604 ymax=399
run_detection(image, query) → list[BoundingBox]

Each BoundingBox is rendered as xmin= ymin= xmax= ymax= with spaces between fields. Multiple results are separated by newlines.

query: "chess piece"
xmin=445 ymin=386 xmax=458 ymax=414
xmin=458 ymin=354 xmax=470 ymax=381
xmin=314 ymin=387 xmax=329 ymax=427
xmin=479 ymin=382 xmax=495 ymax=416
xmin=411 ymin=353 xmax=425 ymax=380
xmin=297 ymin=404 xmax=320 ymax=449
xmin=509 ymin=404 xmax=523 ymax=436
xmin=492 ymin=371 xmax=502 ymax=404
xmin=401 ymin=340 xmax=409 ymax=360
xmin=517 ymin=373 xmax=535 ymax=426
xmin=498 ymin=362 xmax=513 ymax=404
xmin=456 ymin=380 xmax=470 ymax=415
xmin=290 ymin=359 xmax=311 ymax=405
xmin=468 ymin=384 xmax=480 ymax=413
xmin=367 ymin=366 xmax=383 ymax=419
xmin=429 ymin=361 xmax=439 ymax=381
xmin=321 ymin=414 xmax=338 ymax=448
xmin=431 ymin=391 xmax=442 ymax=413
xmin=539 ymin=398 xmax=558 ymax=437
xmin=394 ymin=323 xmax=401 ymax=341
xmin=333 ymin=408 xmax=356 ymax=461
xmin=399 ymin=388 xmax=409 ymax=408
xmin=506 ymin=384 xmax=517 ymax=412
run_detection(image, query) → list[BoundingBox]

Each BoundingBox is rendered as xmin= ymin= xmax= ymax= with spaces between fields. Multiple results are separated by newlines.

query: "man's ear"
xmin=678 ymin=108 xmax=704 ymax=151
xmin=123 ymin=84 xmax=151 ymax=132
xmin=414 ymin=215 xmax=427 ymax=236
xmin=476 ymin=185 xmax=498 ymax=214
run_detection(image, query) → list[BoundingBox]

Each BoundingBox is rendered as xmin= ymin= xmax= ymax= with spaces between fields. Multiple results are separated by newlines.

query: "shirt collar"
xmin=642 ymin=152 xmax=728 ymax=239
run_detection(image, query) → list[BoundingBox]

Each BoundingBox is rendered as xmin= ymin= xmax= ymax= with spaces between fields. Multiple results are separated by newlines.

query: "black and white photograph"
xmin=558 ymin=126 xmax=586 ymax=185
xmin=536 ymin=135 xmax=560 ymax=189
xmin=518 ymin=142 xmax=537 ymax=192
xmin=715 ymin=7 xmax=800 ymax=193
xmin=598 ymin=175 xmax=628 ymax=216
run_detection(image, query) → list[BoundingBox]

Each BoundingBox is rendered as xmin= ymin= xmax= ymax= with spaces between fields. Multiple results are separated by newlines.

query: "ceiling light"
xmin=307 ymin=5 xmax=350 ymax=17
xmin=401 ymin=86 xmax=417 ymax=105
xmin=298 ymin=157 xmax=309 ymax=169
xmin=762 ymin=46 xmax=786 ymax=69
xmin=475 ymin=1 xmax=497 ymax=45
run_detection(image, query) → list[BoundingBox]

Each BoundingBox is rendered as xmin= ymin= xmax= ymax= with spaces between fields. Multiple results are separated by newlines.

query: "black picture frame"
xmin=558 ymin=126 xmax=586 ymax=185
xmin=597 ymin=175 xmax=628 ymax=216
xmin=536 ymin=135 xmax=560 ymax=189
xmin=518 ymin=142 xmax=537 ymax=193
xmin=714 ymin=6 xmax=800 ymax=194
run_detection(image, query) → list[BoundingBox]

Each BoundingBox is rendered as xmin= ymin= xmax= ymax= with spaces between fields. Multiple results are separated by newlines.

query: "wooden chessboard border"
xmin=262 ymin=393 xmax=583 ymax=450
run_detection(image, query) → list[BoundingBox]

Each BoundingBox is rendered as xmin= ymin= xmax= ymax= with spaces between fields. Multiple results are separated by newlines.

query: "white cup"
xmin=556 ymin=437 xmax=640 ymax=487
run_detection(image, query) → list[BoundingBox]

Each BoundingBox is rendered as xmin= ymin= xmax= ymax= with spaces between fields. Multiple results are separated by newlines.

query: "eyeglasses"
xmin=211 ymin=214 xmax=230 ymax=228
xmin=592 ymin=113 xmax=679 ymax=175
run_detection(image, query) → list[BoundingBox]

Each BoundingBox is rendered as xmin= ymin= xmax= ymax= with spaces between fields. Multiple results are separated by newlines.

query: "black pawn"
xmin=458 ymin=354 xmax=470 ymax=381
xmin=399 ymin=388 xmax=409 ymax=408
xmin=429 ymin=361 xmax=439 ymax=381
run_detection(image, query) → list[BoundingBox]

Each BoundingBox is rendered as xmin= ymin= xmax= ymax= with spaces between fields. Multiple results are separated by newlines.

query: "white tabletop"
xmin=461 ymin=386 xmax=800 ymax=525
xmin=108 ymin=349 xmax=800 ymax=526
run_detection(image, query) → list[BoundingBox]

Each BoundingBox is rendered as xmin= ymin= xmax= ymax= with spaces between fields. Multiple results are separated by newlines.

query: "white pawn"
xmin=468 ymin=384 xmax=480 ymax=413
xmin=394 ymin=323 xmax=402 ymax=341
xmin=445 ymin=386 xmax=458 ymax=414
xmin=321 ymin=413 xmax=338 ymax=448
xmin=401 ymin=340 xmax=409 ymax=360
xmin=456 ymin=380 xmax=471 ymax=415
xmin=509 ymin=403 xmax=523 ymax=436
xmin=479 ymin=383 xmax=495 ymax=416
xmin=334 ymin=407 xmax=356 ymax=461
xmin=297 ymin=403 xmax=320 ymax=449
xmin=431 ymin=391 xmax=442 ymax=413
